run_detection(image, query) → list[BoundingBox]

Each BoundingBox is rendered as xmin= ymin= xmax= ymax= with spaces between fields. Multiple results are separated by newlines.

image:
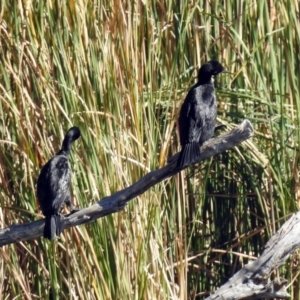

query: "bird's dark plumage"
xmin=177 ymin=60 xmax=228 ymax=168
xmin=37 ymin=126 xmax=81 ymax=240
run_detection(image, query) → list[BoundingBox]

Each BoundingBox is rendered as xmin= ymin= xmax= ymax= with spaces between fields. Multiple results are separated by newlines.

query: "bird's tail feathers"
xmin=44 ymin=215 xmax=62 ymax=240
xmin=177 ymin=142 xmax=200 ymax=168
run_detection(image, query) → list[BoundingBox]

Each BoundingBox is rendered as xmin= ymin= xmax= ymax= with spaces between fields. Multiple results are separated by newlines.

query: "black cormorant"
xmin=177 ymin=60 xmax=229 ymax=168
xmin=37 ymin=126 xmax=81 ymax=240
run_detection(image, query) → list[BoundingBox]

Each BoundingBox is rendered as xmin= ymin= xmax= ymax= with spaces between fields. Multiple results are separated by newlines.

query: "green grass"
xmin=0 ymin=0 xmax=300 ymax=299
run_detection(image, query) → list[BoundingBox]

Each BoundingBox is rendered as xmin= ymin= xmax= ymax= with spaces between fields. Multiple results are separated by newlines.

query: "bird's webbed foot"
xmin=214 ymin=124 xmax=226 ymax=133
xmin=65 ymin=200 xmax=79 ymax=214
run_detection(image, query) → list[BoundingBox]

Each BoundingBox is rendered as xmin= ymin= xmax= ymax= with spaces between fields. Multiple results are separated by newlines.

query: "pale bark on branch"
xmin=205 ymin=211 xmax=300 ymax=299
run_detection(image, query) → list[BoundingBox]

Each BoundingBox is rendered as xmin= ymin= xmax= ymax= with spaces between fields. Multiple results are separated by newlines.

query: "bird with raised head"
xmin=37 ymin=126 xmax=81 ymax=240
xmin=177 ymin=60 xmax=229 ymax=168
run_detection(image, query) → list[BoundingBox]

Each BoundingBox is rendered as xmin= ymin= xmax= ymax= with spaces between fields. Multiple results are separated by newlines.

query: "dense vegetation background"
xmin=0 ymin=0 xmax=299 ymax=299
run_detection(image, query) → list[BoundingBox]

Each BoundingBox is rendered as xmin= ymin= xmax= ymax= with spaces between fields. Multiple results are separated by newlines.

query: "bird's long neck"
xmin=60 ymin=138 xmax=72 ymax=156
xmin=197 ymin=69 xmax=214 ymax=85
xmin=198 ymin=77 xmax=214 ymax=85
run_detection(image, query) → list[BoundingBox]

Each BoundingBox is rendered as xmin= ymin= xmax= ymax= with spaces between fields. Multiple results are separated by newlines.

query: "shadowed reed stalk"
xmin=0 ymin=0 xmax=299 ymax=299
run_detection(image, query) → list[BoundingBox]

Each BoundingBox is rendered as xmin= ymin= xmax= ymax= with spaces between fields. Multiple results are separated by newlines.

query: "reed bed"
xmin=0 ymin=0 xmax=299 ymax=299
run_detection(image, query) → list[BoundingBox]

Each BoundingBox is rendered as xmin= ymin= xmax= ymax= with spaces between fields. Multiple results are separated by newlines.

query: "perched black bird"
xmin=177 ymin=60 xmax=229 ymax=168
xmin=37 ymin=126 xmax=81 ymax=240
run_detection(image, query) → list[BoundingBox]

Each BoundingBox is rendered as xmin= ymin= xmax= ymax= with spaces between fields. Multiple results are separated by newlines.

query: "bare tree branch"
xmin=2 ymin=119 xmax=297 ymax=299
xmin=205 ymin=211 xmax=300 ymax=299
xmin=0 ymin=120 xmax=253 ymax=247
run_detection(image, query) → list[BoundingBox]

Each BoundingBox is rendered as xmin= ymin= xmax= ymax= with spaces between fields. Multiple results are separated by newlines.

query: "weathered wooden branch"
xmin=0 ymin=120 xmax=253 ymax=246
xmin=205 ymin=211 xmax=300 ymax=299
xmin=2 ymin=119 xmax=298 ymax=298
